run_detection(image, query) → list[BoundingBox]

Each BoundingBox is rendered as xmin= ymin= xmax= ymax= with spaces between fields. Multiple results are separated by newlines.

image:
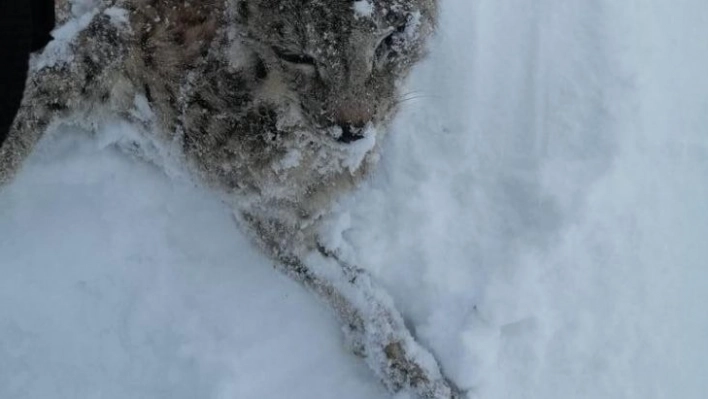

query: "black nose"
xmin=337 ymin=123 xmax=365 ymax=143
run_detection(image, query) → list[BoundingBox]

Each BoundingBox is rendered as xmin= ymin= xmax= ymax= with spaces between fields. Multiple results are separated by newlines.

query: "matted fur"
xmin=0 ymin=1 xmax=460 ymax=397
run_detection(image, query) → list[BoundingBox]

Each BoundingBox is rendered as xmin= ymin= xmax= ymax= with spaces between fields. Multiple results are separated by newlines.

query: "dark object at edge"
xmin=0 ymin=0 xmax=56 ymax=147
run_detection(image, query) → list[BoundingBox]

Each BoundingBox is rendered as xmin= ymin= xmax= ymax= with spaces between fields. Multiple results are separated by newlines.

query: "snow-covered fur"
xmin=0 ymin=1 xmax=459 ymax=397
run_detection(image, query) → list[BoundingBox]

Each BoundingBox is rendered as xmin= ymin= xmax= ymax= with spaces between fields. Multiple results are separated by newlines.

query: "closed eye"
xmin=272 ymin=47 xmax=316 ymax=65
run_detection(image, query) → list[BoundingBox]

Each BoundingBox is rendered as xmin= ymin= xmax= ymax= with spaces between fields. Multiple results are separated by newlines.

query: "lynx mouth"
xmin=336 ymin=123 xmax=366 ymax=143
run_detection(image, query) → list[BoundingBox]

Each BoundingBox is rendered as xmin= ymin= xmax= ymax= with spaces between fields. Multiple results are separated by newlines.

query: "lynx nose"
xmin=334 ymin=102 xmax=372 ymax=143
xmin=334 ymin=100 xmax=374 ymax=129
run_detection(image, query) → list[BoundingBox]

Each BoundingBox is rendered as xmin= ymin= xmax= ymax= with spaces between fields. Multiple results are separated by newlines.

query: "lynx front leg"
xmin=246 ymin=212 xmax=463 ymax=398
xmin=268 ymin=244 xmax=463 ymax=399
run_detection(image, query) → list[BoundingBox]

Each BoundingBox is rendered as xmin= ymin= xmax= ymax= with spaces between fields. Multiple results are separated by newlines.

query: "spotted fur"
xmin=0 ymin=1 xmax=460 ymax=398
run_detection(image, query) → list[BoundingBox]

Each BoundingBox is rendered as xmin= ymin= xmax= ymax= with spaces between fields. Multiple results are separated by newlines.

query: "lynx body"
xmin=0 ymin=1 xmax=460 ymax=398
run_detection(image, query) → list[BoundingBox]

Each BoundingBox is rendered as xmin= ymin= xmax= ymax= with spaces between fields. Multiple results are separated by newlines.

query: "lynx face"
xmin=236 ymin=0 xmax=437 ymax=143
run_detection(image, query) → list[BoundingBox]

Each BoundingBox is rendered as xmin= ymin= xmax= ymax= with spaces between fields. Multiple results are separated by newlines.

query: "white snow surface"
xmin=322 ymin=0 xmax=708 ymax=398
xmin=0 ymin=124 xmax=388 ymax=399
xmin=2 ymin=0 xmax=708 ymax=398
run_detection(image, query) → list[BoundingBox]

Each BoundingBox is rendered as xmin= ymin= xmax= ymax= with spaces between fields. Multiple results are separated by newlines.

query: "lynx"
xmin=0 ymin=1 xmax=460 ymax=397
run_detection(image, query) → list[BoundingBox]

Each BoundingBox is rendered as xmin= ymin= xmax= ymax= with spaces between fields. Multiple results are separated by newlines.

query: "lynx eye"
xmin=272 ymin=47 xmax=316 ymax=66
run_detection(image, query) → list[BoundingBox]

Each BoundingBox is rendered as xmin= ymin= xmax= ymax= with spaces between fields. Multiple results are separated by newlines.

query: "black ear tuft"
xmin=237 ymin=1 xmax=250 ymax=21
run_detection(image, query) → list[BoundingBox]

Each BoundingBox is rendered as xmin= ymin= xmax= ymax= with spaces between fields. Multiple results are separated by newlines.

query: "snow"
xmin=353 ymin=1 xmax=374 ymax=19
xmin=341 ymin=125 xmax=378 ymax=172
xmin=323 ymin=0 xmax=708 ymax=397
xmin=33 ymin=8 xmax=98 ymax=70
xmin=0 ymin=125 xmax=388 ymax=399
xmin=103 ymin=7 xmax=130 ymax=29
xmin=2 ymin=0 xmax=708 ymax=398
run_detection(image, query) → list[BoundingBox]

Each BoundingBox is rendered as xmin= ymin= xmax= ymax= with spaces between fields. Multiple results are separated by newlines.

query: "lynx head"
xmin=235 ymin=0 xmax=437 ymax=143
